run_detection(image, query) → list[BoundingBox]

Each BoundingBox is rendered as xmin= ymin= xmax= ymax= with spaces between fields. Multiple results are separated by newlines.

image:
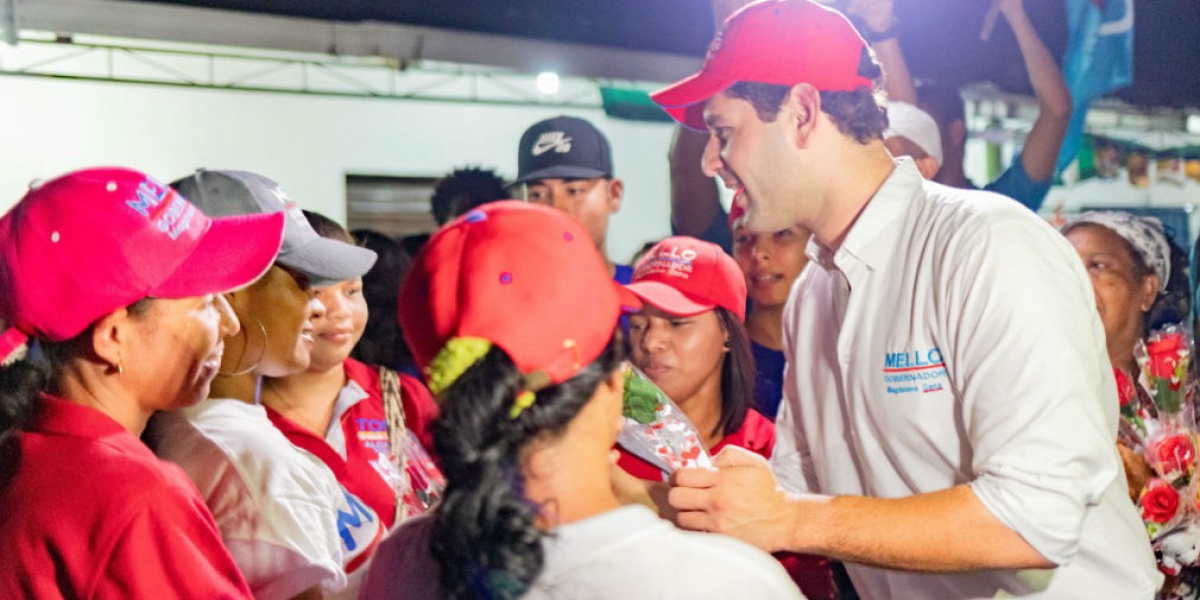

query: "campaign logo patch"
xmin=883 ymin=347 xmax=948 ymax=396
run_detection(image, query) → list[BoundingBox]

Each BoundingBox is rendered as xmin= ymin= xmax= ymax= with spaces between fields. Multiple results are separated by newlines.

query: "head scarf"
xmin=1066 ymin=211 xmax=1171 ymax=292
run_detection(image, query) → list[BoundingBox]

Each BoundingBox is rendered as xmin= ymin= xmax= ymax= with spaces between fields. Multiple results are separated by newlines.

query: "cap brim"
xmin=624 ymin=280 xmax=714 ymax=317
xmin=650 ymin=70 xmax=734 ymax=131
xmin=151 ymin=211 xmax=286 ymax=298
xmin=278 ymin=235 xmax=378 ymax=288
xmin=512 ymin=165 xmax=611 ymax=187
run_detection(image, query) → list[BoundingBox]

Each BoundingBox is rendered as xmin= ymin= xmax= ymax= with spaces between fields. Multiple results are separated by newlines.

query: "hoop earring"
xmin=219 ymin=319 xmax=267 ymax=377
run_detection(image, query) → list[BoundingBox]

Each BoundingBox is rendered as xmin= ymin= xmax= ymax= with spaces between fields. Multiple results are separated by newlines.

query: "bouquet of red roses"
xmin=618 ymin=364 xmax=712 ymax=473
xmin=1122 ymin=323 xmax=1200 ymax=593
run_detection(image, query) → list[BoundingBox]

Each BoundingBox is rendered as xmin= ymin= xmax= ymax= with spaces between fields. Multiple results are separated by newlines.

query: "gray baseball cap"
xmin=172 ymin=169 xmax=376 ymax=288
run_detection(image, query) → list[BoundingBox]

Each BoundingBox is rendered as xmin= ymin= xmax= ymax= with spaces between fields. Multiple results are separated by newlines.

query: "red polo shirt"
xmin=266 ymin=358 xmax=439 ymax=530
xmin=616 ymin=407 xmax=838 ymax=600
xmin=0 ymin=394 xmax=251 ymax=599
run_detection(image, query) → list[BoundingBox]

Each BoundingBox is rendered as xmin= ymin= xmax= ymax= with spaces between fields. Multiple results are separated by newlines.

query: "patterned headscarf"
xmin=1065 ymin=211 xmax=1171 ymax=292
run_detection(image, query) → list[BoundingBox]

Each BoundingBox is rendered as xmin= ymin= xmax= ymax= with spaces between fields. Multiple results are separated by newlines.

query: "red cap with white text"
xmin=0 ymin=167 xmax=284 ymax=343
xmin=651 ymin=0 xmax=872 ymax=130
xmin=625 ymin=236 xmax=747 ymax=322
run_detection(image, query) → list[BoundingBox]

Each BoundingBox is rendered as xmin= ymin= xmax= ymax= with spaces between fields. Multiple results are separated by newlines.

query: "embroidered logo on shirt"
xmin=354 ymin=417 xmax=390 ymax=453
xmin=882 ymin=347 xmax=948 ymax=395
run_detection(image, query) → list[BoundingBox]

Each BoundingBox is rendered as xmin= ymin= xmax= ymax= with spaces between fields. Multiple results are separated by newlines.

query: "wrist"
xmin=781 ymin=491 xmax=829 ymax=554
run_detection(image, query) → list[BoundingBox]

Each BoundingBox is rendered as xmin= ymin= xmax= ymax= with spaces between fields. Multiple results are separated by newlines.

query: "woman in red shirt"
xmin=619 ymin=235 xmax=838 ymax=600
xmin=0 ymin=167 xmax=284 ymax=598
xmin=260 ymin=211 xmax=441 ymax=529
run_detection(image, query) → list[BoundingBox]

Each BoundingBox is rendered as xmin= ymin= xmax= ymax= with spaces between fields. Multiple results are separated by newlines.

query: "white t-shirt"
xmin=148 ymin=398 xmax=385 ymax=600
xmin=772 ymin=159 xmax=1160 ymax=600
xmin=359 ymin=504 xmax=804 ymax=600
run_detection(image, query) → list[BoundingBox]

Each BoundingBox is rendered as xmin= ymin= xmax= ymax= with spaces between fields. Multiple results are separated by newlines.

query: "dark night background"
xmin=134 ymin=0 xmax=1200 ymax=109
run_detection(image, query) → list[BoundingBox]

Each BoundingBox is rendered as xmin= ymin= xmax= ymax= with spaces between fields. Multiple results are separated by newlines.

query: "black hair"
xmin=1 ymin=298 xmax=153 ymax=477
xmin=430 ymin=334 xmax=624 ymax=600
xmin=715 ymin=307 xmax=756 ymax=438
xmin=724 ymin=47 xmax=887 ymax=144
xmin=431 ymin=167 xmax=508 ymax=226
xmin=302 ymin=209 xmax=354 ymax=244
xmin=349 ymin=229 xmax=415 ymax=371
xmin=1148 ymin=234 xmax=1191 ymax=331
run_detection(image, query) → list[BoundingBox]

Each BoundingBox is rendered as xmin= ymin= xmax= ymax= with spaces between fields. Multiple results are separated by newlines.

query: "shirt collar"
xmin=330 ymin=379 xmax=370 ymax=431
xmin=28 ymin=393 xmax=153 ymax=456
xmin=805 ymin=158 xmax=924 ymax=273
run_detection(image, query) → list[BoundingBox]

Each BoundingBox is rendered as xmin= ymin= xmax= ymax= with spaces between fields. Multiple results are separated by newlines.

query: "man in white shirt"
xmin=650 ymin=1 xmax=1159 ymax=598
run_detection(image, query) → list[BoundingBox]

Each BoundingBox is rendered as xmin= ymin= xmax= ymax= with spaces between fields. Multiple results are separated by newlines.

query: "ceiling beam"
xmin=12 ymin=0 xmax=701 ymax=83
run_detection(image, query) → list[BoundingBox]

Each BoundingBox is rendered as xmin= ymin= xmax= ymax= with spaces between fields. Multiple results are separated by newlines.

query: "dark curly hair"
xmin=724 ymin=46 xmax=887 ymax=143
xmin=430 ymin=334 xmax=624 ymax=600
xmin=431 ymin=167 xmax=508 ymax=226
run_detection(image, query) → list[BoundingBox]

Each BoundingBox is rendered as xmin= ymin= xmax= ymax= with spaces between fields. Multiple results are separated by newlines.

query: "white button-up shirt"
xmin=773 ymin=159 xmax=1160 ymax=599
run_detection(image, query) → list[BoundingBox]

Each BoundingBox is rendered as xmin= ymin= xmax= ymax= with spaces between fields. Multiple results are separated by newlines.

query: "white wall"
xmin=0 ymin=77 xmax=676 ymax=263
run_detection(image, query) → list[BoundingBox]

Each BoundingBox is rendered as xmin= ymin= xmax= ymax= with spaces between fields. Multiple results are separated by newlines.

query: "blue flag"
xmin=1056 ymin=0 xmax=1134 ymax=173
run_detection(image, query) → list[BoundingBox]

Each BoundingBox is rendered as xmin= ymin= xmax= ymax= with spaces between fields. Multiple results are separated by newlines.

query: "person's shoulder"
xmin=724 ymin=409 xmax=776 ymax=458
xmin=917 ymin=180 xmax=1063 ymax=251
xmin=538 ymin=506 xmax=801 ymax=599
xmin=360 ymin=515 xmax=440 ymax=600
xmin=20 ymin=428 xmax=196 ymax=511
xmin=623 ymin=523 xmax=802 ymax=597
xmin=152 ymin=400 xmax=344 ymax=501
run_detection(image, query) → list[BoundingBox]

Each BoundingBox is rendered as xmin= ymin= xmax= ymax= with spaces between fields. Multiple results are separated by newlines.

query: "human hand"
xmin=667 ymin=446 xmax=798 ymax=552
xmin=845 ymin=0 xmax=895 ymax=34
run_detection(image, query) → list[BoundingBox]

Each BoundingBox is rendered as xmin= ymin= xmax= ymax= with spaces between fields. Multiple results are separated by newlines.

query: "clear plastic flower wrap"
xmin=399 ymin=429 xmax=446 ymax=518
xmin=617 ymin=363 xmax=712 ymax=473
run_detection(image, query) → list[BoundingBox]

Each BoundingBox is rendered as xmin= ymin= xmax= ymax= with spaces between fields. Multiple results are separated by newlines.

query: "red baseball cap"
xmin=626 ymin=236 xmax=747 ymax=322
xmin=651 ymin=0 xmax=872 ymax=130
xmin=0 ymin=167 xmax=285 ymax=343
xmin=399 ymin=201 xmax=641 ymax=390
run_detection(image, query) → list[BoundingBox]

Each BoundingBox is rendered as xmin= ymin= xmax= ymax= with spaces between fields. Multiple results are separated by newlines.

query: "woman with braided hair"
xmin=360 ymin=201 xmax=802 ymax=600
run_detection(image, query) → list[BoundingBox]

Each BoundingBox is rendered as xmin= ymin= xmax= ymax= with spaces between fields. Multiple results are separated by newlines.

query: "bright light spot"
xmin=1188 ymin=114 xmax=1200 ymax=135
xmin=536 ymin=72 xmax=560 ymax=95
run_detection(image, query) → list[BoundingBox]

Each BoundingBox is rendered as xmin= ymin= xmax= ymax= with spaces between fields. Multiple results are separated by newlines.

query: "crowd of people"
xmin=0 ymin=0 xmax=1190 ymax=599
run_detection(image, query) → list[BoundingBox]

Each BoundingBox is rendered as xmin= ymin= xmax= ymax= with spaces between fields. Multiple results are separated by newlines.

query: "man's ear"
xmin=90 ymin=307 xmax=131 ymax=371
xmin=785 ymin=83 xmax=822 ymax=148
xmin=607 ymin=178 xmax=625 ymax=214
xmin=916 ymin=157 xmax=941 ymax=180
xmin=1140 ymin=275 xmax=1161 ymax=313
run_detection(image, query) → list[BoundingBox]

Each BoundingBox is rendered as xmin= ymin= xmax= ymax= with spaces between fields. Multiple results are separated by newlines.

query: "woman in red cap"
xmin=619 ymin=235 xmax=837 ymax=600
xmin=360 ymin=201 xmax=802 ymax=600
xmin=618 ymin=235 xmax=769 ymax=475
xmin=0 ymin=167 xmax=286 ymax=598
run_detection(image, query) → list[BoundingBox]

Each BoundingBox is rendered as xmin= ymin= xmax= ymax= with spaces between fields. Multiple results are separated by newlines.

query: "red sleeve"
xmin=615 ymin=445 xmax=668 ymax=482
xmin=711 ymin=409 xmax=776 ymax=460
xmin=399 ymin=374 xmax=440 ymax=453
xmin=94 ymin=485 xmax=251 ymax=599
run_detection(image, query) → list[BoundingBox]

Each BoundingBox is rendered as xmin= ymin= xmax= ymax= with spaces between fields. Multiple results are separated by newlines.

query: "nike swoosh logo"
xmin=532 ymin=136 xmax=572 ymax=156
